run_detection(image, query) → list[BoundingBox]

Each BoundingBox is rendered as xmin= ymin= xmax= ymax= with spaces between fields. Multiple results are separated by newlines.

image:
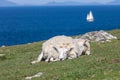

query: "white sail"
xmin=86 ymin=10 xmax=94 ymax=22
xmin=86 ymin=14 xmax=89 ymax=20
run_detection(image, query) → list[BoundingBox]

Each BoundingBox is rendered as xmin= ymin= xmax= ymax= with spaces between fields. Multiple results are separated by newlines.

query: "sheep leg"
xmin=52 ymin=58 xmax=60 ymax=62
xmin=45 ymin=58 xmax=49 ymax=62
xmin=85 ymin=46 xmax=90 ymax=55
xmin=46 ymin=57 xmax=59 ymax=62
xmin=85 ymin=50 xmax=90 ymax=55
xmin=45 ymin=52 xmax=52 ymax=62
xmin=31 ymin=51 xmax=43 ymax=64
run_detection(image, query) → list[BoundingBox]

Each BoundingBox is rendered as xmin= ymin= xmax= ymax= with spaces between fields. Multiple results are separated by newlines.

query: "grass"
xmin=0 ymin=29 xmax=120 ymax=80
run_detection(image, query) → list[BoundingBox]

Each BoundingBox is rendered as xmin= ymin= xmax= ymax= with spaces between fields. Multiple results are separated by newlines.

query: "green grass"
xmin=0 ymin=29 xmax=120 ymax=80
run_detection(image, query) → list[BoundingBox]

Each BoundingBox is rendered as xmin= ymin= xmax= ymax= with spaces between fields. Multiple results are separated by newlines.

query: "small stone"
xmin=1 ymin=45 xmax=5 ymax=47
xmin=25 ymin=77 xmax=32 ymax=80
xmin=27 ymin=43 xmax=32 ymax=44
xmin=25 ymin=72 xmax=43 ymax=80
xmin=0 ymin=54 xmax=5 ymax=57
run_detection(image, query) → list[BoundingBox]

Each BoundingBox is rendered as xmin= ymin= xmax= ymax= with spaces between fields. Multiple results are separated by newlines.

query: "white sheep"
xmin=76 ymin=39 xmax=90 ymax=55
xmin=67 ymin=39 xmax=90 ymax=59
xmin=31 ymin=35 xmax=74 ymax=64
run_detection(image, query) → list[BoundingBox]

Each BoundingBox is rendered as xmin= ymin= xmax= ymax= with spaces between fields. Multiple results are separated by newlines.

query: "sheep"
xmin=75 ymin=39 xmax=90 ymax=55
xmin=67 ymin=39 xmax=90 ymax=59
xmin=31 ymin=35 xmax=74 ymax=64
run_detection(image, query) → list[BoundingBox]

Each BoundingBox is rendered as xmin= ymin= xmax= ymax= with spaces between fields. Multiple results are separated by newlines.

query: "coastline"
xmin=1 ymin=29 xmax=119 ymax=47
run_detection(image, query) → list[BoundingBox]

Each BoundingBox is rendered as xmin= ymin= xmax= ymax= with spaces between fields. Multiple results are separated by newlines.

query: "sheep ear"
xmin=53 ymin=47 xmax=59 ymax=53
xmin=83 ymin=40 xmax=88 ymax=48
xmin=69 ymin=48 xmax=73 ymax=52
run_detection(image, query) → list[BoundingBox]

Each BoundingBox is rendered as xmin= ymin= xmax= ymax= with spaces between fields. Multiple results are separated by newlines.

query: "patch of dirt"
xmin=111 ymin=58 xmax=120 ymax=64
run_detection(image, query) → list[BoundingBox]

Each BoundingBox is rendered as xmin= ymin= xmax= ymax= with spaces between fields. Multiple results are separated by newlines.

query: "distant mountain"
xmin=46 ymin=1 xmax=103 ymax=6
xmin=108 ymin=0 xmax=120 ymax=5
xmin=46 ymin=1 xmax=80 ymax=6
xmin=87 ymin=2 xmax=103 ymax=5
xmin=0 ymin=0 xmax=17 ymax=7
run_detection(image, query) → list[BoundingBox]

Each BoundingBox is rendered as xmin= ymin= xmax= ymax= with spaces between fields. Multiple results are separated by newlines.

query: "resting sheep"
xmin=76 ymin=39 xmax=90 ymax=55
xmin=67 ymin=39 xmax=90 ymax=59
xmin=31 ymin=35 xmax=74 ymax=64
xmin=31 ymin=36 xmax=91 ymax=64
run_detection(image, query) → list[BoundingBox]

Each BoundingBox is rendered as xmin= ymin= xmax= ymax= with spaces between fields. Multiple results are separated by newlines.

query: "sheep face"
xmin=53 ymin=46 xmax=68 ymax=61
xmin=58 ymin=48 xmax=68 ymax=61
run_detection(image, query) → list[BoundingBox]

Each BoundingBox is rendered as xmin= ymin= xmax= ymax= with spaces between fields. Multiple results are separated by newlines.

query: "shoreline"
xmin=1 ymin=29 xmax=119 ymax=47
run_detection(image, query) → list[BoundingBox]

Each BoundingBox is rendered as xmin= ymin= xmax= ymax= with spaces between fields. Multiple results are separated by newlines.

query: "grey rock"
xmin=77 ymin=30 xmax=117 ymax=43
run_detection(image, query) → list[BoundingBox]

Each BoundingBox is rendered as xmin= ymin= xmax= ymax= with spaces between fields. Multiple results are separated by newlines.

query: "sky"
xmin=1 ymin=0 xmax=120 ymax=6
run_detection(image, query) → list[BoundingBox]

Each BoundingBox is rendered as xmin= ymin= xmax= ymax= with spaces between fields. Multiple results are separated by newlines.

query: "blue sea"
xmin=0 ymin=6 xmax=120 ymax=46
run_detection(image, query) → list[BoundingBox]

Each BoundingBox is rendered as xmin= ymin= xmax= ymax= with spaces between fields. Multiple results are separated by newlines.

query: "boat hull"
xmin=87 ymin=19 xmax=94 ymax=22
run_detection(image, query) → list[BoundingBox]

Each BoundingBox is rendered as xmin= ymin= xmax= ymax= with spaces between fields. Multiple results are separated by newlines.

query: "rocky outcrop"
xmin=77 ymin=30 xmax=117 ymax=43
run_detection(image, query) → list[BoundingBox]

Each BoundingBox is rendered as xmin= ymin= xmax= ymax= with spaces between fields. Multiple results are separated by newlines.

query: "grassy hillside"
xmin=0 ymin=29 xmax=120 ymax=80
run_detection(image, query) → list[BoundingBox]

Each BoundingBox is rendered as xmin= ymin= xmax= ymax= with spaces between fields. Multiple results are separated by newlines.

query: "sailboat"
xmin=86 ymin=10 xmax=94 ymax=22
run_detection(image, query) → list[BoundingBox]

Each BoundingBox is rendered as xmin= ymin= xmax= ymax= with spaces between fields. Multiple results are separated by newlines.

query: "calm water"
xmin=0 ymin=6 xmax=120 ymax=46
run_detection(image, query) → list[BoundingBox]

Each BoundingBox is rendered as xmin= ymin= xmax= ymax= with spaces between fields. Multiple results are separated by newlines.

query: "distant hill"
xmin=108 ymin=0 xmax=120 ymax=5
xmin=46 ymin=1 xmax=81 ymax=6
xmin=0 ymin=0 xmax=17 ymax=7
xmin=46 ymin=1 xmax=103 ymax=6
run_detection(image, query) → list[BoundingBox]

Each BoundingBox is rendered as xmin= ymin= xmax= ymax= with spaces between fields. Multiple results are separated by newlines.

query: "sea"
xmin=0 ymin=6 xmax=120 ymax=46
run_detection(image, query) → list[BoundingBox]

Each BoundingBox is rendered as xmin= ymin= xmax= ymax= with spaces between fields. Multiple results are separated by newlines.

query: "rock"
xmin=0 ymin=54 xmax=5 ymax=57
xmin=0 ymin=54 xmax=6 ymax=60
xmin=1 ymin=45 xmax=5 ymax=47
xmin=27 ymin=43 xmax=32 ymax=45
xmin=25 ymin=72 xmax=43 ymax=80
xmin=25 ymin=77 xmax=32 ymax=80
xmin=77 ymin=30 xmax=117 ymax=43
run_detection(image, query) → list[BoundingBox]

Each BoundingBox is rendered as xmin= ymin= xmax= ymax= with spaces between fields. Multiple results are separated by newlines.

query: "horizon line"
xmin=0 ymin=4 xmax=120 ymax=7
